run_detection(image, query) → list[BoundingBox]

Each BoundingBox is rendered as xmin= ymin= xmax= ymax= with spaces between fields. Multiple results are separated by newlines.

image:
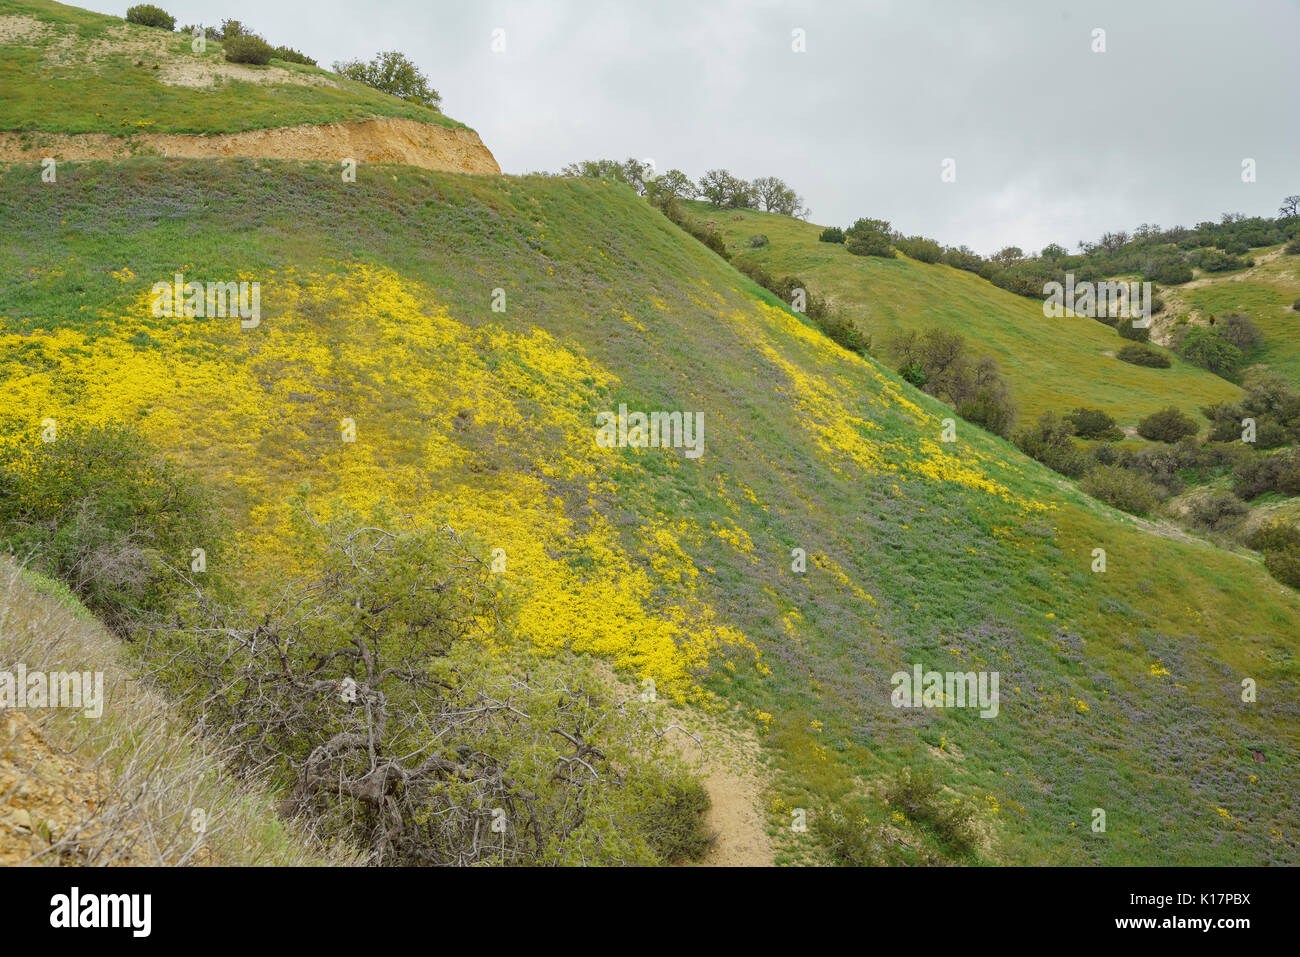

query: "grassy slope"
xmin=0 ymin=161 xmax=1297 ymax=865
xmin=1172 ymin=248 xmax=1300 ymax=387
xmin=0 ymin=0 xmax=466 ymax=134
xmin=693 ymin=201 xmax=1242 ymax=429
xmin=0 ymin=559 xmax=345 ymax=865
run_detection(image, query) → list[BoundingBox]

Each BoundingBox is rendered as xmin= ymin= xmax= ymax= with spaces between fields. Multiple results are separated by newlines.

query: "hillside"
xmin=1159 ymin=245 xmax=1300 ymax=387
xmin=0 ymin=0 xmax=499 ymax=172
xmin=2 ymin=157 xmax=1298 ymax=865
xmin=0 ymin=559 xmax=342 ymax=865
xmin=694 ymin=201 xmax=1244 ymax=429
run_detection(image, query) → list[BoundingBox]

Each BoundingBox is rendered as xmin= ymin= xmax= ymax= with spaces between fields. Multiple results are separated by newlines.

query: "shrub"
xmin=224 ymin=34 xmax=274 ymax=65
xmin=334 ymin=50 xmax=442 ymax=109
xmin=1285 ymin=239 xmax=1300 ymax=255
xmin=1212 ymin=313 xmax=1263 ymax=353
xmin=1188 ymin=491 xmax=1248 ymax=531
xmin=1177 ymin=326 xmax=1243 ymax=378
xmin=1117 ymin=343 xmax=1171 ymax=368
xmin=748 ymin=234 xmax=769 ymax=248
xmin=1149 ymin=260 xmax=1193 ymax=285
xmin=819 ymin=226 xmax=845 ymax=244
xmin=1136 ymin=406 xmax=1199 ymax=443
xmin=1196 ymin=248 xmax=1249 ymax=272
xmin=0 ymin=424 xmax=222 ymax=636
xmin=883 ymin=766 xmax=980 ymax=857
xmin=895 ymin=236 xmax=942 ymax=263
xmin=816 ymin=309 xmax=870 ymax=354
xmin=125 ymin=4 xmax=174 ymax=29
xmin=145 ymin=506 xmax=710 ymax=866
xmin=888 ymin=329 xmax=1016 ymax=437
xmin=1117 ymin=317 xmax=1150 ymax=342
xmin=1065 ymin=407 xmax=1123 ymax=441
xmin=272 ymin=45 xmax=317 ymax=66
xmin=814 ymin=803 xmax=886 ymax=866
xmin=1233 ymin=449 xmax=1300 ymax=499
xmin=1081 ymin=465 xmax=1163 ymax=514
xmin=1014 ymin=411 xmax=1089 ymax=477
xmin=1248 ymin=522 xmax=1300 ymax=590
xmin=631 ymin=772 xmax=713 ymax=863
xmin=844 ymin=217 xmax=895 ymax=258
xmin=1293 ymin=297 xmax=1300 ymax=310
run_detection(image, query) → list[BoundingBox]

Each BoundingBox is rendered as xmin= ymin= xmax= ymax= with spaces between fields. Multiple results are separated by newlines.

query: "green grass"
xmin=1177 ymin=251 xmax=1300 ymax=387
xmin=690 ymin=201 xmax=1242 ymax=430
xmin=1 ymin=160 xmax=1298 ymax=865
xmin=0 ymin=0 xmax=466 ymax=133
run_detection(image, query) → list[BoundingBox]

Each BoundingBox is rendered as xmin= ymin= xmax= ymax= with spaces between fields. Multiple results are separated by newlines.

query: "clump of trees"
xmin=887 ymin=328 xmax=1017 ymax=436
xmin=697 ymin=170 xmax=806 ymax=217
xmin=334 ymin=51 xmax=441 ymax=109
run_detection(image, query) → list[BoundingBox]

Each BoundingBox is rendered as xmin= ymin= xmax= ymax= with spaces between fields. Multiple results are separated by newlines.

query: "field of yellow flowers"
xmin=2 ymin=159 xmax=1298 ymax=864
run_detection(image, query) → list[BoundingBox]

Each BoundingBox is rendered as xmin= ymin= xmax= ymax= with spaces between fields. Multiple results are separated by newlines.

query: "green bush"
xmin=0 ymin=424 xmax=222 ymax=636
xmin=1149 ymin=260 xmax=1193 ymax=285
xmin=1248 ymin=522 xmax=1300 ymax=589
xmin=224 ymin=34 xmax=274 ymax=65
xmin=272 ymin=45 xmax=317 ymax=66
xmin=1116 ymin=343 xmax=1171 ymax=368
xmin=632 ymin=772 xmax=713 ymax=863
xmin=1014 ymin=411 xmax=1089 ymax=477
xmin=1177 ymin=326 xmax=1243 ymax=378
xmin=1212 ymin=313 xmax=1263 ymax=353
xmin=1137 ymin=406 xmax=1199 ymax=443
xmin=883 ymin=766 xmax=980 ymax=857
xmin=895 ymin=236 xmax=942 ymax=263
xmin=125 ymin=4 xmax=174 ymax=29
xmin=844 ymin=218 xmax=895 ymax=258
xmin=888 ymin=329 xmax=1017 ymax=437
xmin=814 ymin=803 xmax=886 ymax=866
xmin=1081 ymin=465 xmax=1163 ymax=515
xmin=1117 ymin=317 xmax=1150 ymax=342
xmin=1188 ymin=491 xmax=1248 ymax=531
xmin=1285 ymin=239 xmax=1300 ymax=256
xmin=819 ymin=227 xmax=845 ymax=244
xmin=1196 ymin=248 xmax=1249 ymax=272
xmin=748 ymin=234 xmax=770 ymax=248
xmin=1065 ymin=407 xmax=1123 ymax=441
xmin=144 ymin=505 xmax=711 ymax=866
xmin=1233 ymin=449 xmax=1300 ymax=499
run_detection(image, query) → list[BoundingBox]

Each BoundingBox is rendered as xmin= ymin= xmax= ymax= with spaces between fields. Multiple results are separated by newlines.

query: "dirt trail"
xmin=593 ymin=664 xmax=775 ymax=866
xmin=0 ymin=117 xmax=501 ymax=174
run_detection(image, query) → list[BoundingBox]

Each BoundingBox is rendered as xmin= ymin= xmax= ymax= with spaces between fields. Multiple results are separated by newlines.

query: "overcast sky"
xmin=105 ymin=0 xmax=1299 ymax=255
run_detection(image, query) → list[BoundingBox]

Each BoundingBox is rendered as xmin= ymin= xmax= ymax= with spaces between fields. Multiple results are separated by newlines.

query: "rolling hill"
xmin=694 ymin=200 xmax=1245 ymax=430
xmin=1 ymin=0 xmax=1298 ymax=866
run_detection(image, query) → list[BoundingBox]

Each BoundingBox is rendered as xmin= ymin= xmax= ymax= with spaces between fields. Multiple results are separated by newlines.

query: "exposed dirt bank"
xmin=0 ymin=117 xmax=501 ymax=174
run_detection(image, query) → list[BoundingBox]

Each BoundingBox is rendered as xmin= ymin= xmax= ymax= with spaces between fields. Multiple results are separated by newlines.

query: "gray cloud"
xmin=122 ymin=0 xmax=1299 ymax=254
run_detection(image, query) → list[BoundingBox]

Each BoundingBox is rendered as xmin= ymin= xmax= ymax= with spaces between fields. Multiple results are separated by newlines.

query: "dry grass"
xmin=0 ymin=557 xmax=356 ymax=867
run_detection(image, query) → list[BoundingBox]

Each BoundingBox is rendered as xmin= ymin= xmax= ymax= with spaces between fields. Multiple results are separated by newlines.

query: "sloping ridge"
xmin=3 ymin=161 xmax=1299 ymax=866
xmin=0 ymin=117 xmax=501 ymax=174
